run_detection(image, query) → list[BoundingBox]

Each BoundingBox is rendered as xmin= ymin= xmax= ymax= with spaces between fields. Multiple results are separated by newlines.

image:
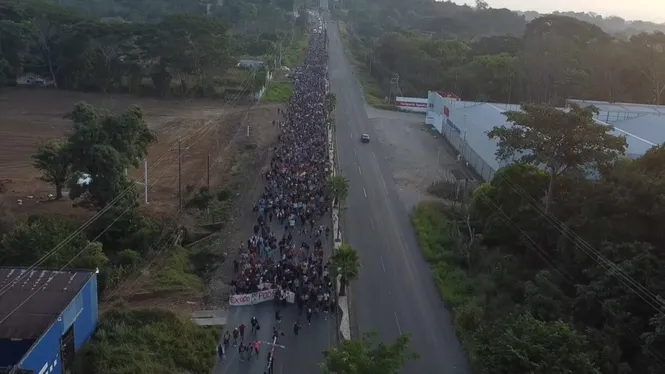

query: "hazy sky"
xmin=450 ymin=0 xmax=665 ymax=23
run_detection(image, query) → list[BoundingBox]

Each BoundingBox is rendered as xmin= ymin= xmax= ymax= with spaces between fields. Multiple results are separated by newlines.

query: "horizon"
xmin=447 ymin=0 xmax=665 ymax=23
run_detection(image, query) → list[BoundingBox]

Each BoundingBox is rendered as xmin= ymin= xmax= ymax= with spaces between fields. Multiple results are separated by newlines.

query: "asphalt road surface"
xmin=213 ymin=214 xmax=337 ymax=374
xmin=323 ymin=9 xmax=472 ymax=374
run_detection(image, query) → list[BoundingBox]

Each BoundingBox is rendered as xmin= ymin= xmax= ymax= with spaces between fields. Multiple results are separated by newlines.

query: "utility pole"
xmin=177 ymin=139 xmax=182 ymax=209
xmin=144 ymin=158 xmax=148 ymax=204
xmin=388 ymin=73 xmax=402 ymax=104
xmin=207 ymin=154 xmax=210 ymax=188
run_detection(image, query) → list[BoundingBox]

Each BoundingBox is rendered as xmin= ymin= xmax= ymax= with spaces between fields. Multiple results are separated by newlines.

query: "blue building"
xmin=0 ymin=268 xmax=99 ymax=374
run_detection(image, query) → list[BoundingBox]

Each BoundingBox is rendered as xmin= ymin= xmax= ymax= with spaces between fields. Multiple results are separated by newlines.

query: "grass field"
xmin=264 ymin=81 xmax=293 ymax=103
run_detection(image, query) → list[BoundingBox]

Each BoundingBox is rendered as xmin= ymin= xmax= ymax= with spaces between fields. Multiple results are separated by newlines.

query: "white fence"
xmin=438 ymin=120 xmax=496 ymax=181
xmin=395 ymin=96 xmax=427 ymax=113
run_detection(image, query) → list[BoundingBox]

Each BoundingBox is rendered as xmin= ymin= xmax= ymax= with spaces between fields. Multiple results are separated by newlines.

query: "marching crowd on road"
xmin=219 ymin=27 xmax=334 ymax=372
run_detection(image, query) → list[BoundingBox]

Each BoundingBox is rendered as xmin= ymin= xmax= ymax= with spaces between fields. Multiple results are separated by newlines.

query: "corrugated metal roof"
xmin=609 ymin=114 xmax=665 ymax=146
xmin=450 ymin=102 xmax=656 ymax=172
xmin=449 ymin=103 xmax=511 ymax=171
xmin=568 ymin=98 xmax=665 ymax=115
xmin=0 ymin=268 xmax=93 ymax=340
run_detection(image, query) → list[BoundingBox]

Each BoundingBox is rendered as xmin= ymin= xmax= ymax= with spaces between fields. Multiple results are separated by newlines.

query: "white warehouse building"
xmin=424 ymin=91 xmax=660 ymax=181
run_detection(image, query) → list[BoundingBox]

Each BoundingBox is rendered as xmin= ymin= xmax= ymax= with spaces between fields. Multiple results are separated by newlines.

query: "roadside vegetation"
xmin=332 ymin=0 xmax=665 ymax=106
xmin=411 ymin=104 xmax=665 ymax=373
xmin=265 ymin=81 xmax=294 ymax=103
xmin=335 ymin=20 xmax=391 ymax=109
xmin=321 ymin=332 xmax=418 ymax=373
xmin=73 ymin=307 xmax=219 ymax=374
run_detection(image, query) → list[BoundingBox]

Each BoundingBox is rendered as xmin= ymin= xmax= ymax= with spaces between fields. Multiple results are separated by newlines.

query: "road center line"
xmin=380 ymin=256 xmax=386 ymax=272
xmin=363 ymin=187 xmax=367 ymax=198
xmin=394 ymin=312 xmax=403 ymax=334
xmin=358 ymin=166 xmax=362 ymax=175
xmin=371 ymin=152 xmax=390 ymax=195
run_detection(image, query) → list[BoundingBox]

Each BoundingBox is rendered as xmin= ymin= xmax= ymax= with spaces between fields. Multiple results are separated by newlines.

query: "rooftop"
xmin=567 ymin=99 xmax=665 ymax=116
xmin=444 ymin=100 xmax=657 ymax=169
xmin=0 ymin=268 xmax=93 ymax=340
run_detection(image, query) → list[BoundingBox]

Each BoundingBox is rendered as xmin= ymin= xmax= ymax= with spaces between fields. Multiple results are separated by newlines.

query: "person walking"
xmin=239 ymin=323 xmax=246 ymax=341
xmin=275 ymin=310 xmax=282 ymax=327
xmin=232 ymin=327 xmax=240 ymax=347
xmin=217 ymin=343 xmax=225 ymax=361
xmin=254 ymin=340 xmax=261 ymax=357
xmin=251 ymin=316 xmax=259 ymax=333
xmin=293 ymin=321 xmax=301 ymax=336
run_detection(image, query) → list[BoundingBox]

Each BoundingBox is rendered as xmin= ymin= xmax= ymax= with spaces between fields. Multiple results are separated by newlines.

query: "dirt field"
xmin=0 ymin=86 xmax=282 ymax=226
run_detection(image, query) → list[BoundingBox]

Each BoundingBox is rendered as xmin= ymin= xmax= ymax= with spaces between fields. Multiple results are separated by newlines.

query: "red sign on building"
xmin=444 ymin=106 xmax=450 ymax=117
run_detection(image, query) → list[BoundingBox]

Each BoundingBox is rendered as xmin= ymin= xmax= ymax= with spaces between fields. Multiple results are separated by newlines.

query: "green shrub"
xmin=117 ymin=249 xmax=141 ymax=267
xmin=154 ymin=247 xmax=202 ymax=292
xmin=264 ymin=81 xmax=293 ymax=103
xmin=73 ymin=307 xmax=219 ymax=374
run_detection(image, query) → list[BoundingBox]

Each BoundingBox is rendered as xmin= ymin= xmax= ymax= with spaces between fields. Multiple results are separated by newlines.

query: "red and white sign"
xmin=229 ymin=289 xmax=296 ymax=306
xmin=395 ymin=97 xmax=428 ymax=113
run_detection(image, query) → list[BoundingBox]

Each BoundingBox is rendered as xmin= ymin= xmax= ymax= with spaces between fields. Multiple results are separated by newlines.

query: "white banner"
xmin=395 ymin=96 xmax=428 ymax=113
xmin=229 ymin=289 xmax=296 ymax=306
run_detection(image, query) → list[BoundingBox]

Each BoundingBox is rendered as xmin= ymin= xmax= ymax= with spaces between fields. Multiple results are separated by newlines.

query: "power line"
xmin=0 ymin=55 xmax=268 ymax=298
xmin=100 ymin=33 xmax=295 ymax=301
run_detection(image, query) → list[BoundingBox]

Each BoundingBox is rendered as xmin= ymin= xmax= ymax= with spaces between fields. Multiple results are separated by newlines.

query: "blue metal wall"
xmin=0 ymin=339 xmax=34 ymax=367
xmin=17 ymin=273 xmax=98 ymax=374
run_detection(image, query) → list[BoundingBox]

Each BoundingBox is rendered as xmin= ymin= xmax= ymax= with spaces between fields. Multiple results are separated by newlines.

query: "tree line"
xmin=338 ymin=0 xmax=665 ymax=105
xmin=413 ymin=104 xmax=665 ymax=373
xmin=0 ymin=0 xmax=305 ymax=98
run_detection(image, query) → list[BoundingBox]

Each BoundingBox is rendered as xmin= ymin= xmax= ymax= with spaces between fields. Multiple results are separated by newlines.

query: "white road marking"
xmin=380 ymin=256 xmax=386 ymax=272
xmin=394 ymin=312 xmax=403 ymax=334
xmin=372 ymin=152 xmax=390 ymax=195
xmin=348 ymin=120 xmax=351 ymax=127
xmin=370 ymin=217 xmax=375 ymax=230
xmin=363 ymin=188 xmax=367 ymax=198
xmin=350 ymin=132 xmax=353 ymax=139
xmin=358 ymin=166 xmax=362 ymax=175
xmin=354 ymin=147 xmax=357 ymax=156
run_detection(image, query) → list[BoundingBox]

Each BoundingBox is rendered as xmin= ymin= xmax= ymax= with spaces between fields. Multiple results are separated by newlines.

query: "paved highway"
xmin=324 ymin=7 xmax=472 ymax=374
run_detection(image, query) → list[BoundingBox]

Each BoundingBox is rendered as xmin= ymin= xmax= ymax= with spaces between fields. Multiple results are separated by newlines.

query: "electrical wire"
xmin=497 ymin=172 xmax=665 ymax=312
xmin=471 ymin=189 xmax=665 ymax=369
xmin=0 ymin=59 xmax=266 ymax=297
xmin=100 ymin=35 xmax=293 ymax=301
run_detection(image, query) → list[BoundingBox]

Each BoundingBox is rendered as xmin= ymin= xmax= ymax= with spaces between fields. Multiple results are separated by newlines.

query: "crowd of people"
xmin=221 ymin=26 xmax=333 ymax=372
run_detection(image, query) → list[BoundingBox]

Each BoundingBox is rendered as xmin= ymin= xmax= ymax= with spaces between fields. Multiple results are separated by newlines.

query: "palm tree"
xmin=327 ymin=175 xmax=349 ymax=209
xmin=326 ymin=92 xmax=337 ymax=116
xmin=330 ymin=244 xmax=360 ymax=296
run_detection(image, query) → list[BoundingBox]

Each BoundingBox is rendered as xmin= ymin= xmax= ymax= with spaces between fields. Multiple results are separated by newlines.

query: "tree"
xmin=328 ymin=175 xmax=350 ymax=209
xmin=330 ymin=243 xmax=360 ymax=296
xmin=321 ymin=332 xmax=418 ymax=374
xmin=65 ymin=103 xmax=156 ymax=209
xmin=474 ymin=313 xmax=600 ymax=374
xmin=475 ymin=0 xmax=489 ymax=10
xmin=0 ymin=215 xmax=108 ymax=270
xmin=487 ymin=104 xmax=627 ymax=212
xmin=326 ymin=92 xmax=337 ymax=116
xmin=32 ymin=138 xmax=71 ymax=200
